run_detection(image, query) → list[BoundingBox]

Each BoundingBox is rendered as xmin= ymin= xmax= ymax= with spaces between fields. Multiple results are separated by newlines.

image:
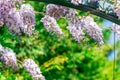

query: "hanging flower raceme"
xmin=65 ymin=8 xmax=79 ymax=24
xmin=4 ymin=8 xmax=23 ymax=35
xmin=41 ymin=15 xmax=63 ymax=35
xmin=0 ymin=0 xmax=35 ymax=36
xmin=20 ymin=4 xmax=35 ymax=36
xmin=67 ymin=22 xmax=84 ymax=42
xmin=23 ymin=59 xmax=45 ymax=80
xmin=0 ymin=45 xmax=18 ymax=70
xmin=46 ymin=4 xmax=67 ymax=19
xmin=112 ymin=23 xmax=120 ymax=37
xmin=81 ymin=16 xmax=104 ymax=44
xmin=66 ymin=8 xmax=84 ymax=42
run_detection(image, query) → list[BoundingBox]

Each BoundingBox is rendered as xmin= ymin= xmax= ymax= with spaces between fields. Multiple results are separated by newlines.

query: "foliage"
xmin=0 ymin=1 xmax=120 ymax=80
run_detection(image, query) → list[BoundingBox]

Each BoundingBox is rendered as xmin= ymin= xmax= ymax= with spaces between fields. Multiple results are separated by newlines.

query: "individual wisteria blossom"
xmin=81 ymin=16 xmax=103 ymax=44
xmin=41 ymin=15 xmax=63 ymax=35
xmin=20 ymin=4 xmax=35 ymax=36
xmin=4 ymin=8 xmax=23 ymax=35
xmin=66 ymin=8 xmax=84 ymax=42
xmin=0 ymin=46 xmax=18 ymax=70
xmin=46 ymin=4 xmax=67 ymax=19
xmin=112 ymin=23 xmax=120 ymax=37
xmin=71 ymin=0 xmax=82 ymax=5
xmin=23 ymin=59 xmax=45 ymax=80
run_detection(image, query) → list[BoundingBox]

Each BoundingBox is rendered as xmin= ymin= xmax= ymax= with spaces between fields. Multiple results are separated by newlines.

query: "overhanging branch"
xmin=30 ymin=0 xmax=120 ymax=25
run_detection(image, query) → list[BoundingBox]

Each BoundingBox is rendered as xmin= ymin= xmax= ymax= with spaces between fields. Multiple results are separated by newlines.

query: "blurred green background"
xmin=0 ymin=1 xmax=120 ymax=80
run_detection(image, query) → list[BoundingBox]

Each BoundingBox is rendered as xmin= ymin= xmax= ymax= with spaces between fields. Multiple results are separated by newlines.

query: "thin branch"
xmin=29 ymin=0 xmax=120 ymax=25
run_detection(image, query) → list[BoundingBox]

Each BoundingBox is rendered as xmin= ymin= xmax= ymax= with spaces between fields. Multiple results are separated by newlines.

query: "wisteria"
xmin=0 ymin=45 xmax=18 ymax=70
xmin=0 ymin=44 xmax=46 ymax=79
xmin=20 ymin=4 xmax=35 ymax=36
xmin=46 ymin=4 xmax=66 ymax=19
xmin=81 ymin=16 xmax=103 ymax=44
xmin=67 ymin=22 xmax=84 ymax=42
xmin=41 ymin=15 xmax=63 ymax=35
xmin=23 ymin=59 xmax=45 ymax=80
xmin=5 ymin=8 xmax=23 ymax=35
xmin=0 ymin=0 xmax=14 ymax=23
xmin=0 ymin=45 xmax=46 ymax=79
xmin=65 ymin=8 xmax=79 ymax=24
xmin=44 ymin=4 xmax=104 ymax=44
xmin=0 ymin=0 xmax=118 ymax=44
xmin=66 ymin=8 xmax=84 ymax=42
xmin=0 ymin=0 xmax=35 ymax=35
xmin=1 ymin=0 xmax=120 ymax=79
xmin=112 ymin=23 xmax=120 ymax=37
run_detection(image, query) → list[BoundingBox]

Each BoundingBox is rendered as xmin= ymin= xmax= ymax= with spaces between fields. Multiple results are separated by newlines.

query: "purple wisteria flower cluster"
xmin=23 ymin=59 xmax=45 ymax=80
xmin=1 ymin=0 xmax=119 ymax=44
xmin=0 ymin=0 xmax=35 ymax=35
xmin=46 ymin=4 xmax=66 ymax=19
xmin=81 ymin=16 xmax=103 ymax=44
xmin=0 ymin=44 xmax=18 ymax=70
xmin=1 ymin=0 xmax=120 ymax=79
xmin=112 ymin=24 xmax=120 ymax=37
xmin=66 ymin=8 xmax=84 ymax=43
xmin=0 ymin=44 xmax=45 ymax=80
xmin=41 ymin=4 xmax=103 ymax=44
xmin=41 ymin=15 xmax=63 ymax=35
